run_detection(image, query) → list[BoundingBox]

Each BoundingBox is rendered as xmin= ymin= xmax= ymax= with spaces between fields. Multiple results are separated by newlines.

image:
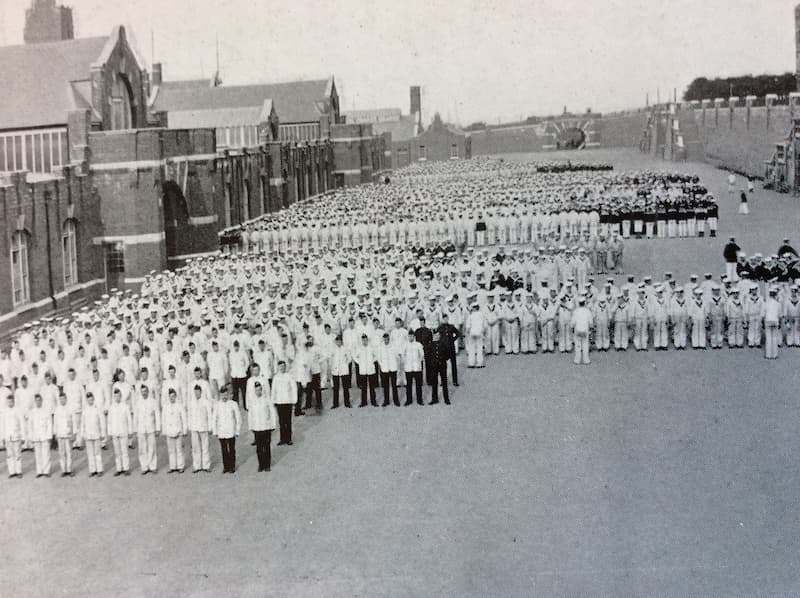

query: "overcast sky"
xmin=1 ymin=0 xmax=797 ymax=124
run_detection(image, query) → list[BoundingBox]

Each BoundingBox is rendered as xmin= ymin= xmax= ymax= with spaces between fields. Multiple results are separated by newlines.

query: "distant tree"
xmin=465 ymin=121 xmax=487 ymax=131
xmin=684 ymin=73 xmax=796 ymax=101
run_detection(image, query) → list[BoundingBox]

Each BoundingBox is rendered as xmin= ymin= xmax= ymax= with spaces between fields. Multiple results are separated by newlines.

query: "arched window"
xmin=110 ymin=73 xmax=133 ymax=130
xmin=62 ymin=220 xmax=78 ymax=287
xmin=10 ymin=231 xmax=30 ymax=306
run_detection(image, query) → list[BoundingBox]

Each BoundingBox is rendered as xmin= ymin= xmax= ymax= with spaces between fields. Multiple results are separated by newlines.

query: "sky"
xmin=1 ymin=0 xmax=797 ymax=125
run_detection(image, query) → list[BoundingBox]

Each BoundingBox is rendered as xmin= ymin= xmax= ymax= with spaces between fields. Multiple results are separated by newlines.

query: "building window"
xmin=10 ymin=231 xmax=30 ymax=306
xmin=62 ymin=219 xmax=78 ymax=288
xmin=0 ymin=129 xmax=67 ymax=174
xmin=450 ymin=143 xmax=459 ymax=158
xmin=110 ymin=74 xmax=133 ymax=130
xmin=419 ymin=145 xmax=427 ymax=161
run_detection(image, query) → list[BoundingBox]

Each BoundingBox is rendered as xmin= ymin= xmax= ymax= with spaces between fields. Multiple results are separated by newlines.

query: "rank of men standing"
xmin=3 ymin=158 xmax=799 ymax=482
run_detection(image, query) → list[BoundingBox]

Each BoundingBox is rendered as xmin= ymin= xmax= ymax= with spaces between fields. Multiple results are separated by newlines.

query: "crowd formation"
xmin=3 ymin=157 xmax=781 ymax=483
xmin=226 ymin=159 xmax=719 ymax=253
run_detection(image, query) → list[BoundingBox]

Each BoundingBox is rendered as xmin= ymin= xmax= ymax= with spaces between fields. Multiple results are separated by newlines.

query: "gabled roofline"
xmin=92 ymin=25 xmax=146 ymax=72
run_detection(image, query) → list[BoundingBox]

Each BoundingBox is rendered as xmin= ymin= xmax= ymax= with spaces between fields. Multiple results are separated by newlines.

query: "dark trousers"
xmin=231 ymin=377 xmax=248 ymax=409
xmin=332 ymin=375 xmax=351 ymax=407
xmin=424 ymin=356 xmax=434 ymax=385
xmin=449 ymin=354 xmax=459 ymax=385
xmin=380 ymin=370 xmax=400 ymax=405
xmin=304 ymin=373 xmax=322 ymax=410
xmin=374 ymin=362 xmax=382 ymax=387
xmin=254 ymin=430 xmax=271 ymax=470
xmin=358 ymin=373 xmax=378 ymax=406
xmin=430 ymin=366 xmax=450 ymax=404
xmin=295 ymin=383 xmax=305 ymax=415
xmin=276 ymin=404 xmax=293 ymax=443
xmin=219 ymin=437 xmax=236 ymax=472
xmin=405 ymin=371 xmax=424 ymax=405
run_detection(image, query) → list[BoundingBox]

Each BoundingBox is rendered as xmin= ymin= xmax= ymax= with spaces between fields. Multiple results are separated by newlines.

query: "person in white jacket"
xmin=4 ymin=394 xmax=26 ymax=477
xmin=162 ymin=388 xmax=188 ymax=473
xmin=107 ymin=388 xmax=133 ymax=476
xmin=247 ymin=381 xmax=276 ymax=472
xmin=330 ymin=336 xmax=351 ymax=408
xmin=213 ymin=388 xmax=241 ymax=473
xmin=53 ymin=391 xmax=75 ymax=476
xmin=29 ymin=394 xmax=53 ymax=477
xmin=402 ymin=330 xmax=425 ymax=406
xmin=134 ymin=385 xmax=161 ymax=474
xmin=465 ymin=303 xmax=488 ymax=368
xmin=271 ymin=360 xmax=297 ymax=445
xmin=81 ymin=392 xmax=105 ymax=476
xmin=187 ymin=383 xmax=215 ymax=473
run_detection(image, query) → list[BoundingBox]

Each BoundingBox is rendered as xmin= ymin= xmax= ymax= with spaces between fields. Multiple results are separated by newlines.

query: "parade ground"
xmin=3 ymin=148 xmax=800 ymax=596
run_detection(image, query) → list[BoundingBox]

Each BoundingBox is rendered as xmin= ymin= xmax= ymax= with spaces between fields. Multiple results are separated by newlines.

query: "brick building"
xmin=392 ymin=113 xmax=471 ymax=165
xmin=0 ymin=7 xmax=385 ymax=336
xmin=150 ymin=73 xmax=341 ymax=143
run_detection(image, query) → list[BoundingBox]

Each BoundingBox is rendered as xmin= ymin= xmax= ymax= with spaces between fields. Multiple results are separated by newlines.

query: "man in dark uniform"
xmin=429 ymin=330 xmax=452 ymax=405
xmin=437 ymin=314 xmax=461 ymax=387
xmin=777 ymin=238 xmax=798 ymax=258
xmin=414 ymin=317 xmax=433 ymax=385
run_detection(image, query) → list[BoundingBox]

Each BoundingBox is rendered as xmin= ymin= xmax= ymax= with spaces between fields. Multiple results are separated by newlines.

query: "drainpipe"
xmin=43 ymin=188 xmax=56 ymax=311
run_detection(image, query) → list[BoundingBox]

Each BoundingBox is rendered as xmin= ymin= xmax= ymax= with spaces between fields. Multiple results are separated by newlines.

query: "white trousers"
xmin=166 ymin=436 xmax=185 ymax=471
xmin=112 ymin=436 xmax=130 ymax=472
xmin=191 ymin=431 xmax=211 ymax=471
xmin=34 ymin=440 xmax=51 ymax=475
xmin=137 ymin=432 xmax=157 ymax=472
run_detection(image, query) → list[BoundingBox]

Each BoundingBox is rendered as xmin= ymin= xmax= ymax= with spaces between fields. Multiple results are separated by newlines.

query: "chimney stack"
xmin=410 ymin=86 xmax=421 ymax=128
xmin=795 ymin=4 xmax=800 ymax=91
xmin=152 ymin=63 xmax=163 ymax=87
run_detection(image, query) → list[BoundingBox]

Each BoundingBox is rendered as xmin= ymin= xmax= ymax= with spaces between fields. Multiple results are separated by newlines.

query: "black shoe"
xmin=265 ymin=466 xmax=271 ymax=472
xmin=453 ymin=383 xmax=460 ymax=387
xmin=429 ymin=400 xmax=439 ymax=405
xmin=382 ymin=401 xmax=390 ymax=407
xmin=371 ymin=401 xmax=378 ymax=407
xmin=331 ymin=404 xmax=339 ymax=409
xmin=345 ymin=404 xmax=352 ymax=408
xmin=444 ymin=400 xmax=451 ymax=405
xmin=141 ymin=470 xmax=148 ymax=475
xmin=61 ymin=472 xmax=68 ymax=478
xmin=277 ymin=440 xmax=286 ymax=446
xmin=287 ymin=441 xmax=293 ymax=446
xmin=404 ymin=400 xmax=413 ymax=406
xmin=417 ymin=400 xmax=424 ymax=405
xmin=393 ymin=401 xmax=401 ymax=407
xmin=114 ymin=471 xmax=122 ymax=477
xmin=193 ymin=469 xmax=200 ymax=474
xmin=358 ymin=403 xmax=367 ymax=408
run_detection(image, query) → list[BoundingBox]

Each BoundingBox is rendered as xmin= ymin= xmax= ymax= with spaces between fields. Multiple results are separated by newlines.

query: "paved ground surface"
xmin=2 ymin=148 xmax=799 ymax=597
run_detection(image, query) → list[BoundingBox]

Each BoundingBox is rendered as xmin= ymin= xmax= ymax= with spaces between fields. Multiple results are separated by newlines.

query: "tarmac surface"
xmin=2 ymin=148 xmax=799 ymax=596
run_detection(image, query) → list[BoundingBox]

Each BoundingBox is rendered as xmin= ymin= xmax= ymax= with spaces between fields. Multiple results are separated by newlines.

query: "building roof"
xmin=152 ymin=77 xmax=334 ymax=125
xmin=344 ymin=108 xmax=402 ymax=124
xmin=373 ymin=113 xmax=419 ymax=142
xmin=0 ymin=35 xmax=109 ymax=130
xmin=166 ymin=100 xmax=275 ymax=129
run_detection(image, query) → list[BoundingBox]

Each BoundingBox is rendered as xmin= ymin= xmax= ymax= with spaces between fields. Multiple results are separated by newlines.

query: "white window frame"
xmin=0 ymin=128 xmax=66 ymax=174
xmin=11 ymin=231 xmax=30 ymax=306
xmin=62 ymin=219 xmax=78 ymax=288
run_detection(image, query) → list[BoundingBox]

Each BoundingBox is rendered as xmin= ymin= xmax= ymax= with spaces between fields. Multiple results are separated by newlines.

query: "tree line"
xmin=683 ymin=73 xmax=797 ymax=101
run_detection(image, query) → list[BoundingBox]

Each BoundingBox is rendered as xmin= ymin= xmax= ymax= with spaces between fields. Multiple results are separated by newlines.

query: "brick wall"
xmin=0 ymin=168 xmax=104 ymax=336
xmin=694 ymin=105 xmax=792 ymax=178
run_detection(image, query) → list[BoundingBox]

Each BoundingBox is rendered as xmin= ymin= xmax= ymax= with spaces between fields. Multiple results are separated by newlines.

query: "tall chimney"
xmin=152 ymin=63 xmax=163 ymax=86
xmin=796 ymin=4 xmax=800 ymax=91
xmin=410 ymin=86 xmax=421 ymax=128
